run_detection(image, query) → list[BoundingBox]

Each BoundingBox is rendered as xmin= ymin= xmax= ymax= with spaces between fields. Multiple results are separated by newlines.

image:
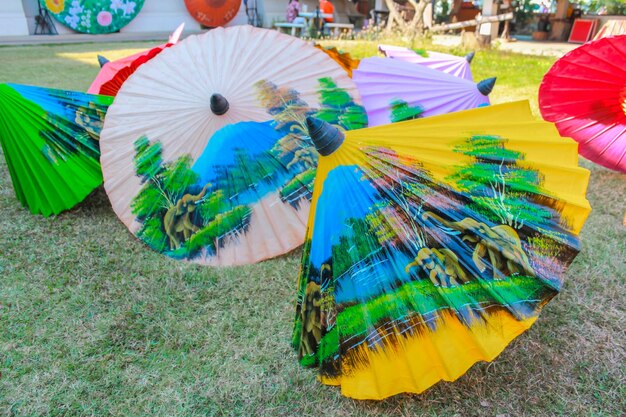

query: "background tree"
xmin=384 ymin=0 xmax=432 ymax=35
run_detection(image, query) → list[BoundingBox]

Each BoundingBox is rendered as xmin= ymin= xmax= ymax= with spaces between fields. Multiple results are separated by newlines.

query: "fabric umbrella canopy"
xmin=0 ymin=83 xmax=112 ymax=216
xmin=100 ymin=26 xmax=367 ymax=266
xmin=88 ymin=23 xmax=184 ymax=95
xmin=293 ymin=101 xmax=591 ymax=400
xmin=354 ymin=57 xmax=495 ymax=126
xmin=41 ymin=0 xmax=145 ymax=34
xmin=184 ymin=0 xmax=241 ymax=27
xmin=314 ymin=44 xmax=360 ymax=78
xmin=378 ymin=44 xmax=475 ymax=80
xmin=539 ymin=35 xmax=626 ymax=173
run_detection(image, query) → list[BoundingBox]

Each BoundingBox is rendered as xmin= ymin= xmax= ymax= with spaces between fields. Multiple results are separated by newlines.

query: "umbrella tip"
xmin=477 ymin=77 xmax=496 ymax=96
xmin=97 ymin=55 xmax=109 ymax=67
xmin=465 ymin=51 xmax=475 ymax=63
xmin=210 ymin=93 xmax=229 ymax=116
xmin=306 ymin=117 xmax=345 ymax=156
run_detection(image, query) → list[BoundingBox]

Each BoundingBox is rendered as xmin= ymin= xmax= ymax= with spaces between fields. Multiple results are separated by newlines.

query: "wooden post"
xmin=478 ymin=0 xmax=499 ymax=44
xmin=550 ymin=0 xmax=570 ymax=41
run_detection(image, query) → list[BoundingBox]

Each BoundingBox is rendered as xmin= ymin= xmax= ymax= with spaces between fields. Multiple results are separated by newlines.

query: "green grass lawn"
xmin=1 ymin=40 xmax=625 ymax=416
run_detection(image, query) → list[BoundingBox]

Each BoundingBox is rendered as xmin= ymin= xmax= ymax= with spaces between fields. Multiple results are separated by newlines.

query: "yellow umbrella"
xmin=294 ymin=101 xmax=591 ymax=400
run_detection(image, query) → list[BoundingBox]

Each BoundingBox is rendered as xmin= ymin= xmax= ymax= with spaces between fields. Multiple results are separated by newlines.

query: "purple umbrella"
xmin=353 ymin=57 xmax=495 ymax=127
xmin=379 ymin=44 xmax=475 ymax=80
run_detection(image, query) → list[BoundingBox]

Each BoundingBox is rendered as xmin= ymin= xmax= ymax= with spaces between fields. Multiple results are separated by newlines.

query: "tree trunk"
xmin=407 ymin=0 xmax=430 ymax=32
xmin=550 ymin=0 xmax=570 ymax=41
xmin=384 ymin=0 xmax=405 ymax=31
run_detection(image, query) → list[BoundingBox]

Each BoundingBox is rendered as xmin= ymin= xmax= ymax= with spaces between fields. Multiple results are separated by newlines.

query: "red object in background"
xmin=568 ymin=19 xmax=598 ymax=43
xmin=184 ymin=0 xmax=241 ymax=27
xmin=320 ymin=0 xmax=335 ymax=22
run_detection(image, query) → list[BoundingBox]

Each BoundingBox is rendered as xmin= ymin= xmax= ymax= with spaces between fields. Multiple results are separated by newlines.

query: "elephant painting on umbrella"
xmin=422 ymin=211 xmax=535 ymax=279
xmin=405 ymin=247 xmax=470 ymax=287
xmin=163 ymin=184 xmax=210 ymax=250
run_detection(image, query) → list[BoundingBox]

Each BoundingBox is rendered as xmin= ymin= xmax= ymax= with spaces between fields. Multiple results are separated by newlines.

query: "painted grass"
xmin=0 ymin=40 xmax=625 ymax=416
xmin=337 ymin=276 xmax=552 ymax=339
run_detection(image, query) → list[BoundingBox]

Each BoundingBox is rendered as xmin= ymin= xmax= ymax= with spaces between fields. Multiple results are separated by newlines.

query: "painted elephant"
xmin=299 ymin=281 xmax=322 ymax=359
xmin=422 ymin=211 xmax=534 ymax=278
xmin=163 ymin=184 xmax=209 ymax=250
xmin=405 ymin=247 xmax=469 ymax=287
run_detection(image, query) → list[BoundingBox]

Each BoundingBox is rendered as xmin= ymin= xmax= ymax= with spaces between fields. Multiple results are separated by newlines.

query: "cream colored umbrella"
xmin=100 ymin=25 xmax=366 ymax=266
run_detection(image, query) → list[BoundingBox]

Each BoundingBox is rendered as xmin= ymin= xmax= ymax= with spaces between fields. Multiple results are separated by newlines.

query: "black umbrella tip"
xmin=210 ymin=93 xmax=229 ymax=116
xmin=477 ymin=77 xmax=497 ymax=96
xmin=306 ymin=117 xmax=345 ymax=156
xmin=465 ymin=51 xmax=475 ymax=63
xmin=97 ymin=55 xmax=110 ymax=67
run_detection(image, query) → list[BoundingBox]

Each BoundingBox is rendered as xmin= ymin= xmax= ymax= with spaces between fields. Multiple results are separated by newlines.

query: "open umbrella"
xmin=100 ymin=26 xmax=367 ymax=266
xmin=539 ymin=34 xmax=626 ymax=173
xmin=184 ymin=0 xmax=241 ymax=27
xmin=40 ymin=0 xmax=145 ymax=34
xmin=354 ymin=57 xmax=495 ymax=126
xmin=378 ymin=44 xmax=475 ymax=80
xmin=0 ymin=83 xmax=112 ymax=216
xmin=293 ymin=101 xmax=591 ymax=400
xmin=88 ymin=23 xmax=184 ymax=96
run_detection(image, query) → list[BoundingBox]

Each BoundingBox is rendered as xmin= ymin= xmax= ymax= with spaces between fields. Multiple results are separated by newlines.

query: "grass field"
xmin=0 ymin=39 xmax=625 ymax=416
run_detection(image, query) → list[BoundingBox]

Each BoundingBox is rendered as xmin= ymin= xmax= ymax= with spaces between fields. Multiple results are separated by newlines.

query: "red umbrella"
xmin=184 ymin=0 xmax=241 ymax=27
xmin=539 ymin=35 xmax=626 ymax=173
xmin=87 ymin=24 xmax=184 ymax=97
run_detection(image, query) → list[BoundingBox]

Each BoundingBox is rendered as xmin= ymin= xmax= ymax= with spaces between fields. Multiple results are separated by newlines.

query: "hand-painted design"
xmin=389 ymin=99 xmax=424 ymax=123
xmin=256 ymin=77 xmax=366 ymax=209
xmin=447 ymin=135 xmax=553 ymax=229
xmin=294 ymin=135 xmax=582 ymax=383
xmin=41 ymin=99 xmax=108 ymax=163
xmin=130 ymin=77 xmax=366 ymax=261
xmin=315 ymin=78 xmax=368 ymax=131
xmin=131 ymin=135 xmax=252 ymax=258
xmin=40 ymin=0 xmax=144 ymax=34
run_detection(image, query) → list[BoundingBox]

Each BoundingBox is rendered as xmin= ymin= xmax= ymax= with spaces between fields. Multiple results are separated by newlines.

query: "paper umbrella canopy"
xmin=539 ymin=34 xmax=626 ymax=173
xmin=0 ymin=83 xmax=111 ymax=216
xmin=100 ymin=26 xmax=367 ymax=266
xmin=353 ymin=57 xmax=495 ymax=126
xmin=88 ymin=23 xmax=184 ymax=96
xmin=293 ymin=101 xmax=591 ymax=400
xmin=378 ymin=44 xmax=475 ymax=80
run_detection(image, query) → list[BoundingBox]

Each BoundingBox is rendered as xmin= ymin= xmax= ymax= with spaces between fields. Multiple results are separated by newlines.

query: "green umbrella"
xmin=0 ymin=83 xmax=112 ymax=216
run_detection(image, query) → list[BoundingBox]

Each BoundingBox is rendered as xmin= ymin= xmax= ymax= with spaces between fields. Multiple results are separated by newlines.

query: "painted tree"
xmin=131 ymin=136 xmax=201 ymax=252
xmin=315 ymin=77 xmax=368 ymax=130
xmin=448 ymin=135 xmax=554 ymax=229
xmin=389 ymin=99 xmax=424 ymax=123
xmin=255 ymin=80 xmax=313 ymax=135
xmin=331 ymin=217 xmax=381 ymax=279
xmin=40 ymin=100 xmax=110 ymax=163
xmin=255 ymin=80 xmax=316 ymax=171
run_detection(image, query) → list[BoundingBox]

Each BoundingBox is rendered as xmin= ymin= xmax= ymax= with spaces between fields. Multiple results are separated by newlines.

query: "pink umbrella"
xmin=353 ymin=57 xmax=495 ymax=126
xmin=539 ymin=35 xmax=626 ymax=173
xmin=378 ymin=44 xmax=475 ymax=80
xmin=87 ymin=23 xmax=184 ymax=95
